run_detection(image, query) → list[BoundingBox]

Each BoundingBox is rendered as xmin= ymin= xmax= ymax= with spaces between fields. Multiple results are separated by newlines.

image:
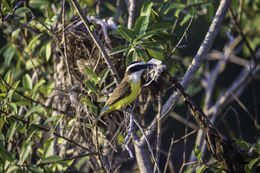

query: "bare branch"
xmin=161 ymin=0 xmax=231 ymax=117
xmin=126 ymin=0 xmax=136 ymax=29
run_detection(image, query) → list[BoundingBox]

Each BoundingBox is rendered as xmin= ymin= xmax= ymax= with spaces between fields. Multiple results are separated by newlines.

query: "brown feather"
xmin=106 ymin=77 xmax=131 ymax=105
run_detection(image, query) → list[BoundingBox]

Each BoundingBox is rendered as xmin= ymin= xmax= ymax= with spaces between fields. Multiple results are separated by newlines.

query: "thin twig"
xmin=133 ymin=115 xmax=161 ymax=173
xmin=163 ymin=137 xmax=175 ymax=173
xmin=154 ymin=91 xmax=162 ymax=172
xmin=228 ymin=6 xmax=257 ymax=63
xmin=166 ymin=14 xmax=194 ymax=63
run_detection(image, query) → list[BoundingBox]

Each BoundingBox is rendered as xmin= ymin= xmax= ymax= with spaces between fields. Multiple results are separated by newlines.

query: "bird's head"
xmin=125 ymin=61 xmax=153 ymax=82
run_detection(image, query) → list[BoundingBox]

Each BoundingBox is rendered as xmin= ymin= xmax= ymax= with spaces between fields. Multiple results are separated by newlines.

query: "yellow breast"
xmin=106 ymin=80 xmax=141 ymax=112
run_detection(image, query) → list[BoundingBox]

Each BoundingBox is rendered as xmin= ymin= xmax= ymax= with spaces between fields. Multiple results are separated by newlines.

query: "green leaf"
xmin=169 ymin=3 xmax=186 ymax=10
xmin=136 ymin=48 xmax=149 ymax=62
xmin=43 ymin=138 xmax=54 ymax=158
xmin=109 ymin=45 xmax=129 ymax=55
xmin=159 ymin=0 xmax=171 ymax=15
xmin=9 ymin=102 xmax=18 ymax=114
xmin=147 ymin=22 xmax=171 ymax=33
xmin=85 ymin=80 xmax=98 ymax=95
xmin=28 ymin=165 xmax=44 ymax=173
xmin=39 ymin=155 xmax=61 ymax=164
xmin=22 ymin=74 xmax=33 ymax=90
xmin=6 ymin=121 xmax=17 ymax=142
xmin=235 ymin=138 xmax=251 ymax=150
xmin=99 ymin=69 xmax=109 ymax=84
xmin=116 ymin=25 xmax=135 ymax=42
xmin=248 ymin=157 xmax=260 ymax=169
xmin=19 ymin=141 xmax=32 ymax=165
xmin=15 ymin=7 xmax=31 ymax=15
xmin=53 ymin=114 xmax=64 ymax=129
xmin=134 ymin=2 xmax=153 ymax=36
xmin=29 ymin=0 xmax=50 ymax=9
xmin=84 ymin=66 xmax=99 ymax=83
xmin=147 ymin=48 xmax=164 ymax=61
xmin=3 ymin=45 xmax=16 ymax=66
xmin=43 ymin=114 xmax=59 ymax=125
xmin=81 ymin=98 xmax=98 ymax=115
xmin=25 ymin=105 xmax=42 ymax=118
xmin=244 ymin=165 xmax=251 ymax=173
xmin=138 ymin=32 xmax=155 ymax=41
xmin=0 ymin=146 xmax=13 ymax=162
xmin=180 ymin=14 xmax=192 ymax=26
xmin=193 ymin=145 xmax=202 ymax=159
xmin=25 ymin=58 xmax=43 ymax=70
xmin=140 ymin=2 xmax=153 ymax=16
xmin=2 ymin=0 xmax=12 ymax=14
xmin=28 ymin=34 xmax=43 ymax=52
xmin=184 ymin=164 xmax=197 ymax=173
xmin=134 ymin=16 xmax=149 ymax=36
xmin=196 ymin=164 xmax=207 ymax=173
xmin=126 ymin=49 xmax=138 ymax=66
xmin=40 ymin=41 xmax=52 ymax=61
xmin=4 ymin=71 xmax=12 ymax=85
xmin=32 ymin=79 xmax=46 ymax=93
xmin=46 ymin=41 xmax=52 ymax=61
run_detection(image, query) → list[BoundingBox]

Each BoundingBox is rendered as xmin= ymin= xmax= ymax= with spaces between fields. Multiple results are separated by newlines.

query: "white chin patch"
xmin=129 ymin=71 xmax=142 ymax=83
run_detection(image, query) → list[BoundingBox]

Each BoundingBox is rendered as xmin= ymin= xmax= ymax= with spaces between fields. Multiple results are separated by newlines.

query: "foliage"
xmin=0 ymin=0 xmax=259 ymax=172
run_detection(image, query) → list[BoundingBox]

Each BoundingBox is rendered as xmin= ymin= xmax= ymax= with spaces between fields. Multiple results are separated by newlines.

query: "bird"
xmin=100 ymin=61 xmax=153 ymax=115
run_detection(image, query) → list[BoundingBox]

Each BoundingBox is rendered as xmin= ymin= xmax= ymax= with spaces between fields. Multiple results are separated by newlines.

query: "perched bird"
xmin=100 ymin=61 xmax=153 ymax=115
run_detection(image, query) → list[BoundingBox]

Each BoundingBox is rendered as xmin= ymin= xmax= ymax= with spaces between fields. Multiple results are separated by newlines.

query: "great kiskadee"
xmin=100 ymin=61 xmax=153 ymax=115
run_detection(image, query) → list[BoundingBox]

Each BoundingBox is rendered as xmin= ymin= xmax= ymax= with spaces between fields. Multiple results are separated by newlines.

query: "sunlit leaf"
xmin=6 ymin=121 xmax=17 ymax=142
xmin=43 ymin=138 xmax=54 ymax=158
xmin=22 ymin=74 xmax=32 ymax=90
xmin=9 ymin=102 xmax=17 ymax=114
xmin=25 ymin=58 xmax=43 ymax=70
xmin=134 ymin=2 xmax=153 ymax=36
xmin=19 ymin=141 xmax=32 ymax=165
xmin=24 ymin=105 xmax=42 ymax=118
xmin=28 ymin=34 xmax=43 ymax=52
xmin=248 ymin=157 xmax=260 ymax=169
xmin=4 ymin=71 xmax=12 ymax=85
xmin=39 ymin=155 xmax=62 ymax=164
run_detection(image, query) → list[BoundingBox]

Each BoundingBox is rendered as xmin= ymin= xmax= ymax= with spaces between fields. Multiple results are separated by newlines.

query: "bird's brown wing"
xmin=106 ymin=79 xmax=131 ymax=105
